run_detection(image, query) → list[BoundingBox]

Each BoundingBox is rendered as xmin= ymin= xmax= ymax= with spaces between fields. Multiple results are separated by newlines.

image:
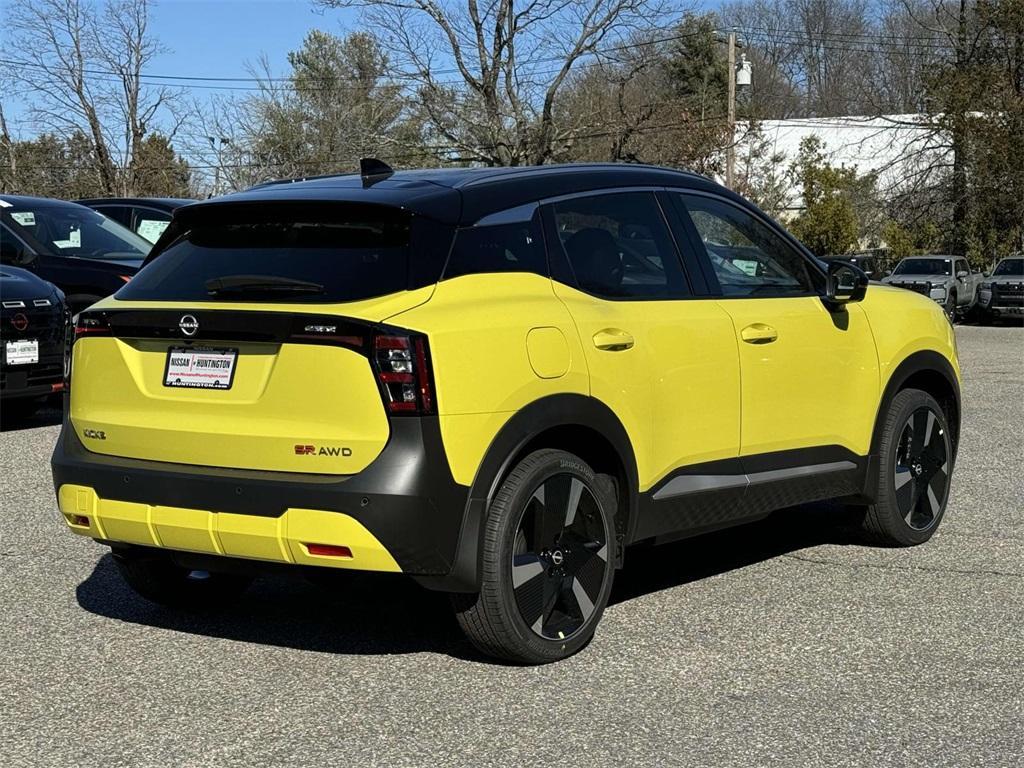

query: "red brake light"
xmin=373 ymin=333 xmax=435 ymax=415
xmin=74 ymin=314 xmax=110 ymax=341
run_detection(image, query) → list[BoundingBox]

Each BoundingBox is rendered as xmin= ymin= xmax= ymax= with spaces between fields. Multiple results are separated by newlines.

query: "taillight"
xmin=74 ymin=313 xmax=110 ymax=342
xmin=373 ymin=333 xmax=435 ymax=415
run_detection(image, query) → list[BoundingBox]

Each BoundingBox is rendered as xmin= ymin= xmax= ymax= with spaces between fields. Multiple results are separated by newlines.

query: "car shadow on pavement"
xmin=609 ymin=502 xmax=865 ymax=606
xmin=0 ymin=402 xmax=63 ymax=432
xmin=76 ymin=502 xmax=866 ymax=662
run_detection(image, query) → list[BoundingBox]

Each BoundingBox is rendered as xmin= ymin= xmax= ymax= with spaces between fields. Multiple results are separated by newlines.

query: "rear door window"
xmin=544 ymin=192 xmax=689 ymax=299
xmin=118 ymin=204 xmax=452 ymax=303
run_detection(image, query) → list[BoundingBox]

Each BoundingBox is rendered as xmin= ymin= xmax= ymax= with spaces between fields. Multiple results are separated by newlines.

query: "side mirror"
xmin=824 ymin=260 xmax=868 ymax=308
xmin=956 ymin=270 xmax=969 ymax=279
xmin=883 ymin=269 xmax=892 ymax=277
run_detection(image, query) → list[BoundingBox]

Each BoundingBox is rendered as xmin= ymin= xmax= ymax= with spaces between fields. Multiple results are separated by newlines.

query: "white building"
xmin=737 ymin=114 xmax=950 ymax=212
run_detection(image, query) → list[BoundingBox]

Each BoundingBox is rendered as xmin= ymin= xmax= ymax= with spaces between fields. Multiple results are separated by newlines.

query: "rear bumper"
xmin=51 ymin=415 xmax=470 ymax=581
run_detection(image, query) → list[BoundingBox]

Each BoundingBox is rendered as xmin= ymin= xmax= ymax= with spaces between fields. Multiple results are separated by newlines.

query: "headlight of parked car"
xmin=981 ymin=281 xmax=993 ymax=290
xmin=929 ymin=285 xmax=947 ymax=299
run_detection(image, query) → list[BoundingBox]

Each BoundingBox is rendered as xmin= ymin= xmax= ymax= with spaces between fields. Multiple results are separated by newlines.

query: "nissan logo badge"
xmin=179 ymin=314 xmax=199 ymax=337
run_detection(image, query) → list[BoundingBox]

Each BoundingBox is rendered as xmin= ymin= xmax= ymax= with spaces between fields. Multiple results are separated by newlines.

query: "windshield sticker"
xmin=10 ymin=211 xmax=35 ymax=226
xmin=136 ymin=219 xmax=170 ymax=243
xmin=53 ymin=228 xmax=82 ymax=249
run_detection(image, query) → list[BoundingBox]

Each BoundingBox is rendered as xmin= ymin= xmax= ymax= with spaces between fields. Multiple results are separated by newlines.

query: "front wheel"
xmin=859 ymin=388 xmax=953 ymax=546
xmin=943 ymin=292 xmax=957 ymax=323
xmin=452 ymin=449 xmax=617 ymax=664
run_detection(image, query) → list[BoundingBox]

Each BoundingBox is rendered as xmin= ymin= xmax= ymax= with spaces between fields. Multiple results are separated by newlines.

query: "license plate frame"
xmin=5 ymin=339 xmax=39 ymax=365
xmin=163 ymin=346 xmax=238 ymax=390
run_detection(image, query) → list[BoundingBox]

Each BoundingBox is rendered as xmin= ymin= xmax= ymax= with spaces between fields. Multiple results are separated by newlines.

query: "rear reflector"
xmin=306 ymin=543 xmax=353 ymax=558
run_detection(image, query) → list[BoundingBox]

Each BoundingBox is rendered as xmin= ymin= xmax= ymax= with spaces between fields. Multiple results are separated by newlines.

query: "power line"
xmin=0 ymin=29 xmax=710 ymax=91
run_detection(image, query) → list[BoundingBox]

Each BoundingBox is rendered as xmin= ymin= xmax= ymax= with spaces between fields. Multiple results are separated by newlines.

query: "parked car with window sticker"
xmin=1 ymin=196 xmax=150 ymax=315
xmin=52 ymin=161 xmax=962 ymax=664
xmin=77 ymin=197 xmax=193 ymax=245
xmin=881 ymin=255 xmax=983 ymax=321
xmin=977 ymin=256 xmax=1023 ymax=322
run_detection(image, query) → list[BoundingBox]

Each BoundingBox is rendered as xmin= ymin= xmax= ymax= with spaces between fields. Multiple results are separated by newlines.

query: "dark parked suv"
xmin=1 ymin=264 xmax=69 ymax=418
xmin=1 ymin=196 xmax=150 ymax=315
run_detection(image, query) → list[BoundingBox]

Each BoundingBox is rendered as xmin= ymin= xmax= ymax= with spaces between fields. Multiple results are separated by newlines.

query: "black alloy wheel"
xmin=452 ymin=449 xmax=616 ymax=664
xmin=893 ymin=406 xmax=950 ymax=531
xmin=510 ymin=473 xmax=609 ymax=641
xmin=859 ymin=388 xmax=953 ymax=546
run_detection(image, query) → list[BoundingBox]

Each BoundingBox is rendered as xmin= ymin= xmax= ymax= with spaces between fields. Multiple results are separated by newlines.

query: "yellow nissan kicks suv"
xmin=54 ymin=162 xmax=961 ymax=663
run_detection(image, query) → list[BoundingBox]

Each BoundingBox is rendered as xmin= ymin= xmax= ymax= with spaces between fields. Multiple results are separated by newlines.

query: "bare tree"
xmin=318 ymin=0 xmax=670 ymax=165
xmin=3 ymin=0 xmax=182 ymax=195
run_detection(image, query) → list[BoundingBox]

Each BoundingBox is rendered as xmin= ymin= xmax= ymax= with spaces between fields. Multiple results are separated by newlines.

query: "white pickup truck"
xmin=881 ymin=255 xmax=984 ymax=322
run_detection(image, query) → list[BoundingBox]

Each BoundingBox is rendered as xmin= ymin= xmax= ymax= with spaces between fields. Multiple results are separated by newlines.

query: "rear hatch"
xmin=69 ymin=201 xmax=451 ymax=475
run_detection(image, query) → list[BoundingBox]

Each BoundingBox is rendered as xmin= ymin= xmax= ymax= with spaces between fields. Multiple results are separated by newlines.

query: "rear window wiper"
xmin=205 ymin=274 xmax=325 ymax=297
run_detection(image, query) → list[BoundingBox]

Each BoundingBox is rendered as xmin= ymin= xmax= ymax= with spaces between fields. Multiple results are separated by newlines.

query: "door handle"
xmin=740 ymin=323 xmax=778 ymax=344
xmin=593 ymin=328 xmax=635 ymax=351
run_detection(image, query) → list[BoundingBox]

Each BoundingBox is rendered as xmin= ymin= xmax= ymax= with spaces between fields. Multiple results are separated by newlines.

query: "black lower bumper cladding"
xmin=51 ymin=414 xmax=470 ymax=578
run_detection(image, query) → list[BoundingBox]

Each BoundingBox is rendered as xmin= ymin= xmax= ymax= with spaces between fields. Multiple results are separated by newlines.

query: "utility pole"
xmin=206 ymin=136 xmax=230 ymax=197
xmin=726 ymin=28 xmax=736 ymax=190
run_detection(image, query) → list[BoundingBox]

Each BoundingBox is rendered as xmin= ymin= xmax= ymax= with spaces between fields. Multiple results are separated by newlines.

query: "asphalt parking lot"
xmin=1 ymin=324 xmax=1021 ymax=768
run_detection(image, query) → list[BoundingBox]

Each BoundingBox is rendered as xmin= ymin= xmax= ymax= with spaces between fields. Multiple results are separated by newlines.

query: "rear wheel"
xmin=453 ymin=449 xmax=616 ymax=664
xmin=113 ymin=548 xmax=253 ymax=610
xmin=860 ymin=388 xmax=953 ymax=546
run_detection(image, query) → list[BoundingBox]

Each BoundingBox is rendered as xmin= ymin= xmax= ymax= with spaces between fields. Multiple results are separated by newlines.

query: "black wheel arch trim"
xmin=430 ymin=394 xmax=639 ymax=593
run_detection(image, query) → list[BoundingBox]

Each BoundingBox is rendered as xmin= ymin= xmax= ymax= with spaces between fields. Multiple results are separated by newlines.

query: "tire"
xmin=944 ymin=292 xmax=957 ymax=323
xmin=860 ymin=388 xmax=953 ymax=546
xmin=113 ymin=548 xmax=253 ymax=610
xmin=452 ymin=449 xmax=617 ymax=664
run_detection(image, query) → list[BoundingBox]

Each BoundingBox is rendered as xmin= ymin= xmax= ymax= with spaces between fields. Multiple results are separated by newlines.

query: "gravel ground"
xmin=1 ymin=325 xmax=1021 ymax=768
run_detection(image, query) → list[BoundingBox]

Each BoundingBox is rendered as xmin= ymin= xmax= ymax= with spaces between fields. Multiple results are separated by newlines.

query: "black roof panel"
xmin=172 ymin=163 xmax=737 ymax=226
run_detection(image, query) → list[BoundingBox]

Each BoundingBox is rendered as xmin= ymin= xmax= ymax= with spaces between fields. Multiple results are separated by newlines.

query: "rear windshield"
xmin=118 ymin=204 xmax=452 ymax=303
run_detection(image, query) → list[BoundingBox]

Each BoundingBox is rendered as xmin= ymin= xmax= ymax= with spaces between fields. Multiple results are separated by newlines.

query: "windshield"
xmin=5 ymin=201 xmax=150 ymax=259
xmin=992 ymin=258 xmax=1023 ymax=277
xmin=118 ymin=204 xmax=450 ymax=303
xmin=893 ymin=258 xmax=952 ymax=276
